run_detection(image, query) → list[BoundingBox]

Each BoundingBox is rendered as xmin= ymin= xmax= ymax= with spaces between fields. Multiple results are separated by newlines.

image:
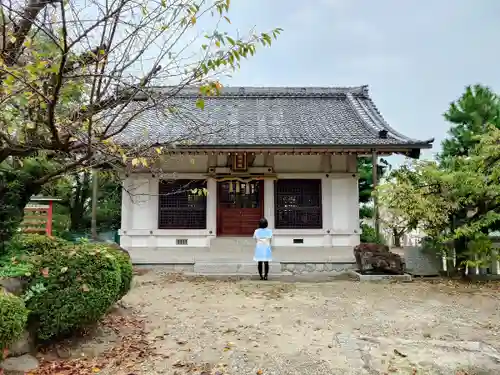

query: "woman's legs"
xmin=264 ymin=261 xmax=269 ymax=280
xmin=257 ymin=261 xmax=263 ymax=279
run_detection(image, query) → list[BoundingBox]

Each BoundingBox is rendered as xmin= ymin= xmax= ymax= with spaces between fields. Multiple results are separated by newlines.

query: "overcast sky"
xmin=215 ymin=0 xmax=500 ymax=165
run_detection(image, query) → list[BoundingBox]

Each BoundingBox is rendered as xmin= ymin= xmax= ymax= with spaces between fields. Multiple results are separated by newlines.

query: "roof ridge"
xmin=152 ymin=85 xmax=370 ymax=98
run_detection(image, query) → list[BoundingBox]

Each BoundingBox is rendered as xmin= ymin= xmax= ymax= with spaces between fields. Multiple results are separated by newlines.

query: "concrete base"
xmin=193 ymin=261 xmax=282 ymax=275
xmin=133 ymin=261 xmax=356 ymax=278
xmin=281 ymin=262 xmax=354 ymax=275
xmin=348 ymin=270 xmax=412 ymax=282
xmin=130 ymin=238 xmax=357 ymax=278
xmin=128 ymin=242 xmax=356 ymax=264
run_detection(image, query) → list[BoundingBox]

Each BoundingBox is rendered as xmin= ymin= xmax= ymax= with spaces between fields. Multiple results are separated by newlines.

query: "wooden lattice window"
xmin=274 ymin=179 xmax=322 ymax=229
xmin=158 ymin=179 xmax=207 ymax=229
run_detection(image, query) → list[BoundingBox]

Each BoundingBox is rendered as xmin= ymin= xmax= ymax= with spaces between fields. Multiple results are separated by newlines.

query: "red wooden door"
xmin=217 ymin=180 xmax=263 ymax=236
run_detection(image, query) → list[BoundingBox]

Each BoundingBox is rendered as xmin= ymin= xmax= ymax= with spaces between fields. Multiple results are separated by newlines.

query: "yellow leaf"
xmin=131 ymin=158 xmax=139 ymax=166
xmin=191 ymin=16 xmax=196 ymax=24
xmin=155 ymin=147 xmax=163 ymax=154
xmin=92 ymin=367 xmax=101 ymax=373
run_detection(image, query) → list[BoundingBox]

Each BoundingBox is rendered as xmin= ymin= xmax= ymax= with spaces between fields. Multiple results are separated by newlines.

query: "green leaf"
xmin=196 ymin=98 xmax=205 ymax=110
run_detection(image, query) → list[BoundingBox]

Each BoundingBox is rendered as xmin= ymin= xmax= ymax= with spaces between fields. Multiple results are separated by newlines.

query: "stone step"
xmin=209 ymin=237 xmax=255 ymax=250
xmin=193 ymin=261 xmax=282 ymax=275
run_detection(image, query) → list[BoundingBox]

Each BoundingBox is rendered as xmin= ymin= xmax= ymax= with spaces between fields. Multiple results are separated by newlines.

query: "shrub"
xmin=0 ymin=252 xmax=34 ymax=279
xmin=10 ymin=234 xmax=122 ymax=340
xmin=1 ymin=234 xmax=69 ymax=279
xmin=360 ymin=223 xmax=385 ymax=244
xmin=106 ymin=246 xmax=133 ymax=300
xmin=7 ymin=233 xmax=70 ymax=255
xmin=0 ymin=293 xmax=29 ymax=355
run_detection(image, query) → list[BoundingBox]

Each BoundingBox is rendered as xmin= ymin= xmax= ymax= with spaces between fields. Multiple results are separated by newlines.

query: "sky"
xmin=209 ymin=0 xmax=500 ymax=166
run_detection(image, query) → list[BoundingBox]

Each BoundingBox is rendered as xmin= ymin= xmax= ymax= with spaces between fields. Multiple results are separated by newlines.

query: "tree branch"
xmin=2 ymin=0 xmax=58 ymax=65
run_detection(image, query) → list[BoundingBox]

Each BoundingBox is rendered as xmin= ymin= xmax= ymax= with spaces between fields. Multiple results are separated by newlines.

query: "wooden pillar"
xmin=46 ymin=200 xmax=53 ymax=237
xmin=372 ymin=150 xmax=380 ymax=238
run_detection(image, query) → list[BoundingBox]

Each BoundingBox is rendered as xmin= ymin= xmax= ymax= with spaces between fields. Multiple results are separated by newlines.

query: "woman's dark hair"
xmin=258 ymin=218 xmax=268 ymax=229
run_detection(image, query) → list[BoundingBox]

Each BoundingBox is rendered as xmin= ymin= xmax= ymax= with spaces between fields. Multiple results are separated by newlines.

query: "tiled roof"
xmin=111 ymin=86 xmax=433 ymax=151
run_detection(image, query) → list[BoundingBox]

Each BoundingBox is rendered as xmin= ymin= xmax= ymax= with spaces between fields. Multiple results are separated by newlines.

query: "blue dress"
xmin=253 ymin=228 xmax=273 ymax=262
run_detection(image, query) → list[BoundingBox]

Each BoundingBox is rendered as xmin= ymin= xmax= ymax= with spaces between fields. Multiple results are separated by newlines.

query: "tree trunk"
xmin=393 ymin=228 xmax=402 ymax=248
xmin=454 ymin=237 xmax=469 ymax=278
xmin=69 ymin=207 xmax=86 ymax=231
xmin=69 ymin=171 xmax=91 ymax=231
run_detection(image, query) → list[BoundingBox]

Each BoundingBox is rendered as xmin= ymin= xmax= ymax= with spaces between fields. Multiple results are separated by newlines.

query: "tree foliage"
xmin=0 ymin=0 xmax=281 ymax=241
xmin=440 ymin=84 xmax=500 ymax=161
xmin=358 ymin=157 xmax=390 ymax=220
xmin=377 ymin=126 xmax=500 ymax=268
xmin=376 ymin=162 xmax=456 ymax=242
xmin=41 ymin=171 xmax=121 ymax=232
xmin=376 ymin=84 xmax=500 ymax=272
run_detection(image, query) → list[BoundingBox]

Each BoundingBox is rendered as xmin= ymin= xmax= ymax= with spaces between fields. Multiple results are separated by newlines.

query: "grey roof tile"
xmin=110 ymin=85 xmax=434 ymax=150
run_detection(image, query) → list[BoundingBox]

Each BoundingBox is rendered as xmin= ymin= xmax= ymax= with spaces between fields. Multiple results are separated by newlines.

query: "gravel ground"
xmin=114 ymin=271 xmax=500 ymax=375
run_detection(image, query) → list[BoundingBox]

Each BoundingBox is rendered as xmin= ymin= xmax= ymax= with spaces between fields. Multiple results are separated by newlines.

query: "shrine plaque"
xmin=232 ymin=153 xmax=247 ymax=171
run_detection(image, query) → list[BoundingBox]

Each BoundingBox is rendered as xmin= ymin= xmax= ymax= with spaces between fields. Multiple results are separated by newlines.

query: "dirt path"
xmin=107 ymin=271 xmax=500 ymax=374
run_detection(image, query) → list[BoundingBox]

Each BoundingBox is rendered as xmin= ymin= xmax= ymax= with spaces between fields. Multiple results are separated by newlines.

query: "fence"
xmin=393 ymin=238 xmax=500 ymax=277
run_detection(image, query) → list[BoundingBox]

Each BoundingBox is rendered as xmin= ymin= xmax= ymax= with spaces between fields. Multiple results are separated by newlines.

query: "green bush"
xmin=1 ymin=234 xmax=69 ymax=278
xmin=0 ymin=252 xmax=34 ymax=278
xmin=0 ymin=293 xmax=29 ymax=355
xmin=106 ymin=246 xmax=133 ymax=300
xmin=7 ymin=233 xmax=69 ymax=255
xmin=9 ymin=234 xmax=123 ymax=340
xmin=360 ymin=223 xmax=385 ymax=244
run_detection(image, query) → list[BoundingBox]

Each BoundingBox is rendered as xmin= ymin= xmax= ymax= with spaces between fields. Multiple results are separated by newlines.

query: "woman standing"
xmin=253 ymin=218 xmax=273 ymax=280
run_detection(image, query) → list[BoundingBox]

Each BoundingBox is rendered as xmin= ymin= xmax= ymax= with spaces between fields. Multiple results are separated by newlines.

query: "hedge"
xmin=0 ymin=293 xmax=29 ymax=356
xmin=7 ymin=234 xmax=130 ymax=340
xmin=105 ymin=245 xmax=133 ymax=300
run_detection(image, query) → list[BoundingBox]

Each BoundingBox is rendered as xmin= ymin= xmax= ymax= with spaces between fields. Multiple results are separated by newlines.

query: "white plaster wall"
xmin=155 ymin=154 xmax=209 ymax=173
xmin=273 ymin=155 xmax=352 ymax=173
xmin=267 ymin=172 xmax=360 ymax=247
xmin=330 ymin=175 xmax=360 ymax=246
xmin=119 ymin=173 xmax=212 ymax=249
xmin=120 ymin=155 xmax=361 ymax=252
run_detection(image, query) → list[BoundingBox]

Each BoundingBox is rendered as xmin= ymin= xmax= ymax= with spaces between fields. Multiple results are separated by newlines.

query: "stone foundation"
xmin=135 ymin=262 xmax=356 ymax=277
xmin=281 ymin=262 xmax=355 ymax=275
xmin=134 ymin=263 xmax=195 ymax=272
xmin=348 ymin=270 xmax=412 ymax=282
